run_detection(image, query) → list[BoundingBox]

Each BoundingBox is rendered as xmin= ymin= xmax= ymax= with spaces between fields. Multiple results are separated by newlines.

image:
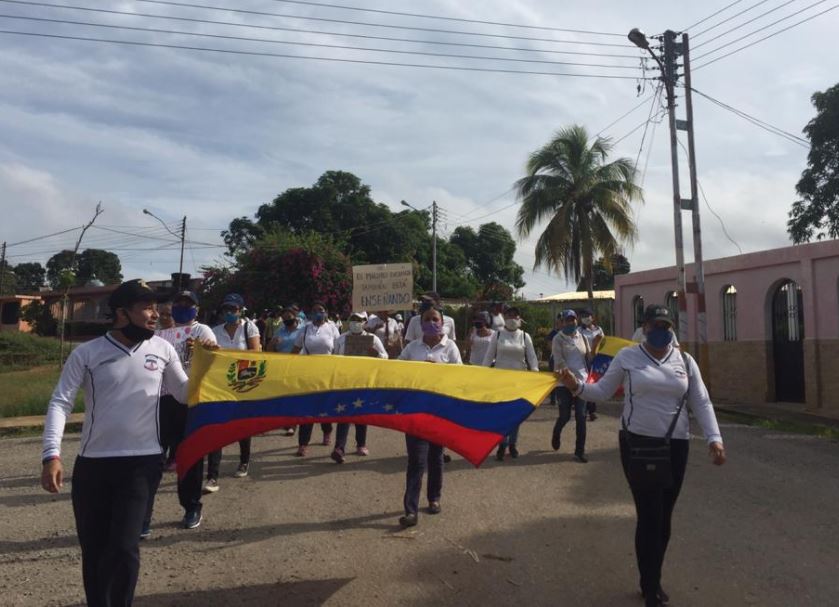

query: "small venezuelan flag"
xmin=587 ymin=335 xmax=636 ymax=386
xmin=176 ymin=347 xmax=557 ymax=475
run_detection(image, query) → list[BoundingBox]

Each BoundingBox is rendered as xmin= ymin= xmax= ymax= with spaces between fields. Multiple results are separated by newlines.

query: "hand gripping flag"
xmin=176 ymin=347 xmax=557 ymax=475
xmin=587 ymin=335 xmax=636 ymax=389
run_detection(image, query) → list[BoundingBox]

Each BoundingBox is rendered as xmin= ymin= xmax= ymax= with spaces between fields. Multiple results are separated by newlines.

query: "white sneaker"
xmin=202 ymin=479 xmax=219 ymax=494
xmin=233 ymin=463 xmax=249 ymax=478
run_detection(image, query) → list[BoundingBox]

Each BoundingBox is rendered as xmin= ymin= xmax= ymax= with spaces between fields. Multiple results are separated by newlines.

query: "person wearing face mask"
xmin=144 ymin=290 xmax=217 ymax=535
xmin=403 ymin=292 xmax=457 ymax=342
xmin=557 ymin=304 xmax=725 ymax=607
xmin=292 ymin=301 xmax=341 ymax=455
xmin=579 ymin=309 xmax=605 ymax=422
xmin=330 ymin=312 xmax=388 ymax=463
xmin=467 ymin=311 xmax=494 ymax=365
xmin=551 ymin=309 xmax=591 ymax=463
xmin=489 ymin=301 xmax=507 ymax=332
xmin=41 ymin=279 xmax=189 ymax=607
xmin=397 ymin=306 xmax=462 ymax=528
xmin=482 ymin=307 xmax=539 ymax=461
xmin=205 ymin=294 xmax=261 ymax=493
xmin=365 ymin=309 xmax=403 ymax=358
xmin=270 ymin=307 xmax=304 ymax=354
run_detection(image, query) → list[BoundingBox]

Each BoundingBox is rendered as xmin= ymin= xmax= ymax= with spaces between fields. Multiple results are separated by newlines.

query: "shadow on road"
xmin=60 ymin=578 xmax=355 ymax=606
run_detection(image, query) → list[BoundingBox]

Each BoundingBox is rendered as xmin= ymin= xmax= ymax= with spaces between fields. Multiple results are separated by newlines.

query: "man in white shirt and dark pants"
xmin=551 ymin=309 xmax=591 ymax=463
xmin=41 ymin=279 xmax=189 ymax=607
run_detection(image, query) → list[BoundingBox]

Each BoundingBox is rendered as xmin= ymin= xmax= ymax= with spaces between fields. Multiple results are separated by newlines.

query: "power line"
xmin=676 ymin=138 xmax=743 ymax=254
xmin=0 ymin=14 xmax=641 ymax=70
xmin=0 ymin=29 xmax=646 ymax=79
xmin=7 ymin=226 xmax=81 ymax=247
xmin=692 ymin=0 xmax=800 ymax=49
xmin=611 ymin=108 xmax=667 ymax=146
xmin=692 ymin=0 xmax=774 ymax=37
xmin=448 ymin=189 xmax=515 ymax=224
xmin=0 ymin=1 xmax=640 ymax=59
xmin=683 ymin=0 xmax=747 ymax=32
xmin=692 ymin=0 xmax=836 ymax=66
xmin=133 ymin=0 xmax=635 ymax=48
xmin=689 ymin=86 xmax=809 ymax=146
xmin=633 ymin=84 xmax=664 ymax=172
xmin=595 ymin=92 xmax=658 ymax=137
xmin=264 ymin=0 xmax=626 ymax=36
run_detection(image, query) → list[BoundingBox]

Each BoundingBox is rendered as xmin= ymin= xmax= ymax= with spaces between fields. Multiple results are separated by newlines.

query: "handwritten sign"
xmin=352 ymin=263 xmax=413 ymax=312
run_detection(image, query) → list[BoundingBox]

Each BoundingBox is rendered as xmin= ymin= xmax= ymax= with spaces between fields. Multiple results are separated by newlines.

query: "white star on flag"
xmin=353 ymin=398 xmax=364 ymax=409
xmin=335 ymin=404 xmax=347 ymax=413
xmin=383 ymin=404 xmax=395 ymax=412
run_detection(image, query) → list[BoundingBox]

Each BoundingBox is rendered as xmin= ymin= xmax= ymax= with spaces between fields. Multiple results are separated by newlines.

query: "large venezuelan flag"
xmin=587 ymin=335 xmax=636 ymax=385
xmin=176 ymin=347 xmax=557 ymax=475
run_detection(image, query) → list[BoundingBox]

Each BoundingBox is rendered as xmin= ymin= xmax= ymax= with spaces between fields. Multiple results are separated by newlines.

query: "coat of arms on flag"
xmin=226 ymin=359 xmax=267 ymax=393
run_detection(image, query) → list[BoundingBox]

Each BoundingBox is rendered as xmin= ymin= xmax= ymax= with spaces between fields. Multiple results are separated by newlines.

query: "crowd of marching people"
xmin=40 ymin=279 xmax=725 ymax=607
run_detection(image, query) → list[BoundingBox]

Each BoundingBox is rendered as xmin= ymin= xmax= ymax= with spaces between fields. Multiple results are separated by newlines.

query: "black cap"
xmin=174 ymin=290 xmax=199 ymax=305
xmin=108 ymin=279 xmax=160 ymax=311
xmin=643 ymin=304 xmax=673 ymax=326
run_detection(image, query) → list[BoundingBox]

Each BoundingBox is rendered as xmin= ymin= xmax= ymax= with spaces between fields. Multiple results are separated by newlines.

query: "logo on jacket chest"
xmin=144 ymin=354 xmax=161 ymax=371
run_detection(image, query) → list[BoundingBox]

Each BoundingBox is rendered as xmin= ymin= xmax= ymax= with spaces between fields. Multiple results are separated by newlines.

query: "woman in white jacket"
xmin=482 ymin=306 xmax=539 ymax=461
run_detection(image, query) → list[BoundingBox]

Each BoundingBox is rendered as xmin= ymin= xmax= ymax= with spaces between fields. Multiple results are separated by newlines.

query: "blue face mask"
xmin=561 ymin=325 xmax=577 ymax=336
xmin=171 ymin=305 xmax=198 ymax=325
xmin=646 ymin=327 xmax=674 ymax=348
xmin=224 ymin=311 xmax=239 ymax=324
xmin=312 ymin=311 xmax=326 ymax=323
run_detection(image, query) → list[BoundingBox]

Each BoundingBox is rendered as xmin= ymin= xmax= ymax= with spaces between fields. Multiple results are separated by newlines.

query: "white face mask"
xmin=581 ymin=317 xmax=593 ymax=327
xmin=504 ymin=318 xmax=520 ymax=331
xmin=349 ymin=321 xmax=364 ymax=334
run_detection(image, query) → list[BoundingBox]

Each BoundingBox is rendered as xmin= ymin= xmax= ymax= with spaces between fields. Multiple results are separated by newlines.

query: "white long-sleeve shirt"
xmin=468 ymin=331 xmax=494 ymax=365
xmin=334 ymin=333 xmax=388 ymax=358
xmin=552 ymin=330 xmax=590 ymax=382
xmin=42 ymin=333 xmax=189 ymax=460
xmin=398 ymin=335 xmax=462 ymax=364
xmin=576 ymin=344 xmax=723 ymax=445
xmin=482 ymin=329 xmax=538 ymax=371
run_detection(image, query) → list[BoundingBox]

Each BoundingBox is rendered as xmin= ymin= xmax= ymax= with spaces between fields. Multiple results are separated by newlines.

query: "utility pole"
xmin=431 ymin=201 xmax=438 ymax=293
xmin=629 ymin=28 xmax=709 ymax=376
xmin=0 ymin=241 xmax=7 ymax=296
xmin=660 ymin=29 xmax=689 ymax=345
xmin=681 ymin=33 xmax=710 ymax=379
xmin=178 ymin=216 xmax=186 ymax=292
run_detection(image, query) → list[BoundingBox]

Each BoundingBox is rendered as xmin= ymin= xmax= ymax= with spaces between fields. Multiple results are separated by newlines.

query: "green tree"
xmin=12 ymin=262 xmax=46 ymax=293
xmin=222 ymin=217 xmax=264 ymax=257
xmin=514 ymin=125 xmax=641 ymax=307
xmin=46 ymin=249 xmax=122 ymax=289
xmin=0 ymin=264 xmax=16 ymax=295
xmin=450 ymin=222 xmax=525 ymax=299
xmin=575 ymin=253 xmax=631 ymax=291
xmin=46 ymin=250 xmax=76 ymax=290
xmin=77 ymin=249 xmax=122 ymax=285
xmin=200 ymin=229 xmax=353 ymax=316
xmin=788 ymin=83 xmax=839 ymax=243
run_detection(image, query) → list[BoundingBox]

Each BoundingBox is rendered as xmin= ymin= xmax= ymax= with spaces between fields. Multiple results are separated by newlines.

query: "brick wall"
xmin=705 ymin=341 xmax=770 ymax=404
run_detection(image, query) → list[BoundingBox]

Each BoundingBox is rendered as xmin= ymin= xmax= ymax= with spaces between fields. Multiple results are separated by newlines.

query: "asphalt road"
xmin=1 ymin=403 xmax=838 ymax=606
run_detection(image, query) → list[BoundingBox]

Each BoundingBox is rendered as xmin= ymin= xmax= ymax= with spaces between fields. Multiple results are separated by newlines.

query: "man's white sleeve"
xmin=42 ymin=348 xmax=86 ymax=460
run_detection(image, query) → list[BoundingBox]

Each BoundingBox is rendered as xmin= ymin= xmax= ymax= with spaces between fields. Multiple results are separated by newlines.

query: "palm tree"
xmin=515 ymin=125 xmax=642 ymax=307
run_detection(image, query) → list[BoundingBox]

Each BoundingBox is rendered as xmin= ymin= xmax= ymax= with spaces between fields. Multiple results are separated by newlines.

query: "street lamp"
xmin=401 ymin=200 xmax=438 ymax=293
xmin=627 ymin=28 xmax=649 ymax=50
xmin=143 ymin=209 xmax=186 ymax=292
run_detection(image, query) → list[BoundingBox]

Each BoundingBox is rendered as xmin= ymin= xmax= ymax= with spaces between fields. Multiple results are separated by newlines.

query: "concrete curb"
xmin=0 ymin=413 xmax=84 ymax=429
xmin=715 ymin=404 xmax=839 ymax=430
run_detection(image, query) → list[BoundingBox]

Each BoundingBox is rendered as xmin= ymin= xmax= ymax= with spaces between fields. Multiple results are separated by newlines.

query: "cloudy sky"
xmin=1 ymin=0 xmax=837 ymax=298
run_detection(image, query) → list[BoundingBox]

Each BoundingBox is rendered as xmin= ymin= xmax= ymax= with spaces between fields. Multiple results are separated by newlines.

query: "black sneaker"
xmin=443 ymin=453 xmax=452 ymax=464
xmin=495 ymin=445 xmax=505 ymax=461
xmin=139 ymin=524 xmax=151 ymax=540
xmin=551 ymin=427 xmax=561 ymax=451
xmin=588 ymin=412 xmax=598 ymax=422
xmin=183 ymin=506 xmax=203 ymax=530
xmin=427 ymin=502 xmax=441 ymax=515
xmin=399 ymin=513 xmax=418 ymax=528
xmin=330 ymin=448 xmax=345 ymax=464
xmin=640 ymin=587 xmax=670 ymax=605
xmin=574 ymin=453 xmax=588 ymax=464
xmin=509 ymin=445 xmax=519 ymax=459
xmin=233 ymin=463 xmax=249 ymax=478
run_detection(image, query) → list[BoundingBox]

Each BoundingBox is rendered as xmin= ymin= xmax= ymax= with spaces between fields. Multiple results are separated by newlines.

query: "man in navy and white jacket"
xmin=41 ymin=279 xmax=189 ymax=607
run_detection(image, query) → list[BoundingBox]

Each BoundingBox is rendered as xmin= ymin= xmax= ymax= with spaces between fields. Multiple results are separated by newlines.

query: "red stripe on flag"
xmin=176 ymin=413 xmax=504 ymax=477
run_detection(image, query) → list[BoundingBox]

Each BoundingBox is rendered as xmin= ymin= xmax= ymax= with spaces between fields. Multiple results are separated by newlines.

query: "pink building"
xmin=614 ymin=239 xmax=839 ymax=412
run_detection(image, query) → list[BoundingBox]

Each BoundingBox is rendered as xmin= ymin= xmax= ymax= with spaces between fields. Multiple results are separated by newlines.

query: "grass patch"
xmin=718 ymin=411 xmax=839 ymax=440
xmin=0 ymin=366 xmax=84 ymax=418
xmin=0 ymin=332 xmax=65 ymax=371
